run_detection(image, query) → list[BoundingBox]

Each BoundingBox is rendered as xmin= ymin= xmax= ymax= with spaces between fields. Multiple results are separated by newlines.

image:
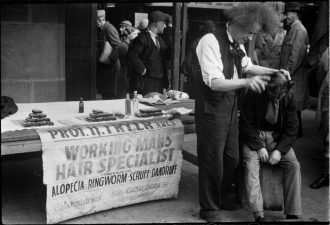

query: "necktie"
xmin=230 ymin=42 xmax=245 ymax=58
xmin=265 ymin=99 xmax=280 ymax=124
xmin=155 ymin=36 xmax=160 ymax=49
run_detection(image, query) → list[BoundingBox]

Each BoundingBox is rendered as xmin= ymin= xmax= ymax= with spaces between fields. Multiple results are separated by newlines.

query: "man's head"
xmin=97 ymin=10 xmax=106 ymax=28
xmin=119 ymin=20 xmax=133 ymax=35
xmin=138 ymin=19 xmax=149 ymax=30
xmin=224 ymin=2 xmax=278 ymax=44
xmin=263 ymin=2 xmax=285 ymax=30
xmin=148 ymin=11 xmax=169 ymax=34
xmin=267 ymin=72 xmax=293 ymax=100
xmin=283 ymin=2 xmax=300 ymax=26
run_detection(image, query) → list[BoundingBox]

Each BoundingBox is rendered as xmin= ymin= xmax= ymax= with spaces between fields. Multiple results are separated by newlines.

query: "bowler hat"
xmin=149 ymin=11 xmax=169 ymax=23
xmin=284 ymin=2 xmax=301 ymax=13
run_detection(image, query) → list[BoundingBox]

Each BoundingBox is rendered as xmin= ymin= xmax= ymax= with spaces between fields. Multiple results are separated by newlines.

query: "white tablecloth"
xmin=1 ymin=99 xmax=153 ymax=132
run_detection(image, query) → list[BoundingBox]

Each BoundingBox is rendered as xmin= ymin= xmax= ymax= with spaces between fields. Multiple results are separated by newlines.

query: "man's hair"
xmin=224 ymin=2 xmax=278 ymax=34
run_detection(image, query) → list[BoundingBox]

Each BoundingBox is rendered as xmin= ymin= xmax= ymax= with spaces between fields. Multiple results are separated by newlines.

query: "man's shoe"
xmin=286 ymin=215 xmax=299 ymax=219
xmin=310 ymin=174 xmax=329 ymax=189
xmin=200 ymin=210 xmax=222 ymax=222
xmin=255 ymin=216 xmax=265 ymax=223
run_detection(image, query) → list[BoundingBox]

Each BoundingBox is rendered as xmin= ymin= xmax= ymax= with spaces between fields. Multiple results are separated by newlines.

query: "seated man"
xmin=239 ymin=72 xmax=302 ymax=222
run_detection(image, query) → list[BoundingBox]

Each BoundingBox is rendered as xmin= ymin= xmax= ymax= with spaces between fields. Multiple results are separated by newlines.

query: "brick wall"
xmin=1 ymin=4 xmax=65 ymax=103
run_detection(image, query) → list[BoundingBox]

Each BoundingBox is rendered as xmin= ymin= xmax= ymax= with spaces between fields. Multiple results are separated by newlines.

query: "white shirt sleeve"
xmin=240 ymin=43 xmax=253 ymax=72
xmin=196 ymin=33 xmax=225 ymax=87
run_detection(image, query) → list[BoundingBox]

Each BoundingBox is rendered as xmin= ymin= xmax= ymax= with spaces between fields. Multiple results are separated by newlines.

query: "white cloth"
xmin=1 ymin=100 xmax=154 ymax=132
xmin=196 ymin=24 xmax=253 ymax=88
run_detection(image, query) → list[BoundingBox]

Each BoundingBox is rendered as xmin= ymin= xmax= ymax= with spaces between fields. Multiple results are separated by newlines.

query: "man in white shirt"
xmin=193 ymin=3 xmax=291 ymax=222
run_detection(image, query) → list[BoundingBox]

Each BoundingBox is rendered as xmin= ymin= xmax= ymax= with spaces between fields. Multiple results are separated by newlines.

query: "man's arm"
xmin=210 ymin=74 xmax=271 ymax=93
xmin=245 ymin=64 xmax=278 ymax=75
xmin=127 ymin=36 xmax=146 ymax=75
xmin=104 ymin=23 xmax=121 ymax=48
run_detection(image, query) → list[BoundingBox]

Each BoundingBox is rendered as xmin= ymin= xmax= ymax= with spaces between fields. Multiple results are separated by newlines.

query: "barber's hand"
xmin=142 ymin=68 xmax=146 ymax=76
xmin=268 ymin=150 xmax=281 ymax=165
xmin=246 ymin=75 xmax=271 ymax=93
xmin=279 ymin=69 xmax=291 ymax=80
xmin=258 ymin=148 xmax=269 ymax=163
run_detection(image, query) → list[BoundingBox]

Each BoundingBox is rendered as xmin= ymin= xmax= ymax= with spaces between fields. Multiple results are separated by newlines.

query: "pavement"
xmin=1 ymin=107 xmax=329 ymax=224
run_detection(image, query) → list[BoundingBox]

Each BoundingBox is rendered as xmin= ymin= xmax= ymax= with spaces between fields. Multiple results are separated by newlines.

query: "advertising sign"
xmin=37 ymin=118 xmax=184 ymax=223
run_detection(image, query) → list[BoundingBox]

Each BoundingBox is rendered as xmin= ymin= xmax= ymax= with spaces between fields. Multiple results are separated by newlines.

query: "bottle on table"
xmin=163 ymin=88 xmax=167 ymax=99
xmin=79 ymin=97 xmax=84 ymax=113
xmin=125 ymin=93 xmax=132 ymax=116
xmin=132 ymin=91 xmax=139 ymax=114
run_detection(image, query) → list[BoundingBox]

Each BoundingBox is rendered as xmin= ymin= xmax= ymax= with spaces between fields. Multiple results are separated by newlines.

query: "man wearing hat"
xmin=127 ymin=10 xmax=170 ymax=95
xmin=96 ymin=9 xmax=122 ymax=99
xmin=280 ymin=2 xmax=309 ymax=137
xmin=240 ymin=72 xmax=302 ymax=222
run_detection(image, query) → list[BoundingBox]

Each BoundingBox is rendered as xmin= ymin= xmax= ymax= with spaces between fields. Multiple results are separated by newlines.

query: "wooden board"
xmin=260 ymin=163 xmax=284 ymax=211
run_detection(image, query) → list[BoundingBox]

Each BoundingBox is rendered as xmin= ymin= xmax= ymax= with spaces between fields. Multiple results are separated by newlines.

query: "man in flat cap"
xmin=127 ymin=10 xmax=170 ymax=95
xmin=240 ymin=72 xmax=302 ymax=222
xmin=280 ymin=2 xmax=309 ymax=137
xmin=96 ymin=9 xmax=122 ymax=99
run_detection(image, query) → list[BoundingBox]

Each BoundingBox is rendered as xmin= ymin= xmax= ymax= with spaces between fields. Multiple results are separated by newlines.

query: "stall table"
xmin=1 ymin=99 xmax=196 ymax=159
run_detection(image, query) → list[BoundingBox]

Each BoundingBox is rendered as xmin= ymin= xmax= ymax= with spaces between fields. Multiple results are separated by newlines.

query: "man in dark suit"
xmin=127 ymin=11 xmax=170 ymax=95
xmin=160 ymin=15 xmax=173 ymax=89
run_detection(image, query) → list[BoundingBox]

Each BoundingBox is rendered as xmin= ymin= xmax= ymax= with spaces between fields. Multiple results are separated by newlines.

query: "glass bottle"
xmin=125 ymin=93 xmax=132 ymax=116
xmin=132 ymin=91 xmax=139 ymax=114
xmin=79 ymin=97 xmax=84 ymax=113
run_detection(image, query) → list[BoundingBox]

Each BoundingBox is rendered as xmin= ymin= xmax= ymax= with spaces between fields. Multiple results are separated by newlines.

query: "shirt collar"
xmin=148 ymin=29 xmax=158 ymax=38
xmin=226 ymin=23 xmax=234 ymax=43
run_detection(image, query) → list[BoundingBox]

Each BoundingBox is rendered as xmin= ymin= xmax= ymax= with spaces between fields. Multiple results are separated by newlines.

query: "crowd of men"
xmin=96 ymin=2 xmax=328 ymax=222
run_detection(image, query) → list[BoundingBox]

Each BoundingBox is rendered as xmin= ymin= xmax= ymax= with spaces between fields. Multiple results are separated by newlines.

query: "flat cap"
xmin=149 ymin=10 xmax=169 ymax=23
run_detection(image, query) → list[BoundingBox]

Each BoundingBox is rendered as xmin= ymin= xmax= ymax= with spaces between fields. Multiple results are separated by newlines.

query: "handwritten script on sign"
xmin=36 ymin=118 xmax=184 ymax=224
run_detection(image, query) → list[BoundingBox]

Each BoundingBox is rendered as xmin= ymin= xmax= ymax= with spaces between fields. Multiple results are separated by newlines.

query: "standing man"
xmin=127 ymin=11 xmax=170 ymax=95
xmin=192 ymin=3 xmax=290 ymax=222
xmin=96 ymin=9 xmax=121 ymax=99
xmin=280 ymin=2 xmax=309 ymax=137
xmin=159 ymin=15 xmax=173 ymax=88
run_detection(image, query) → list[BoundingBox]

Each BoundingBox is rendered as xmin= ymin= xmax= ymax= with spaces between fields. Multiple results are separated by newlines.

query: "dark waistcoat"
xmin=193 ymin=26 xmax=243 ymax=125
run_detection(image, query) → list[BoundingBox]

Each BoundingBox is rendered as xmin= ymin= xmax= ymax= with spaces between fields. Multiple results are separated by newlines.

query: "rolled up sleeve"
xmin=196 ymin=33 xmax=224 ymax=87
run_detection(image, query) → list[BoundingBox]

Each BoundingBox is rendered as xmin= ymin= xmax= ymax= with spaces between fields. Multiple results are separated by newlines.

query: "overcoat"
xmin=280 ymin=20 xmax=309 ymax=111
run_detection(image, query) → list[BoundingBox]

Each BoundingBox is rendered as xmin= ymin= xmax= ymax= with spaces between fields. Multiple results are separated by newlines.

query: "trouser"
xmin=196 ymin=95 xmax=239 ymax=213
xmin=320 ymin=110 xmax=329 ymax=174
xmin=242 ymin=130 xmax=302 ymax=216
xmin=140 ymin=76 xmax=164 ymax=96
xmin=97 ymin=60 xmax=120 ymax=99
